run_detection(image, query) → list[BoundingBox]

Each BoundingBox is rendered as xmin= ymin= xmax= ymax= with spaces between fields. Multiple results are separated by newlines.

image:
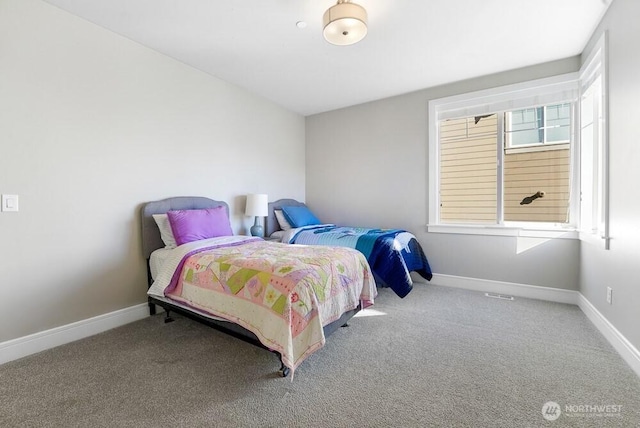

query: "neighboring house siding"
xmin=440 ymin=115 xmax=497 ymax=223
xmin=440 ymin=114 xmax=570 ymax=223
xmin=504 ymin=147 xmax=570 ymax=222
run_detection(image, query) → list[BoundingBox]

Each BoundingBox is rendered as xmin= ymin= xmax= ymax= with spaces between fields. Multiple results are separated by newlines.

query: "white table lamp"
xmin=245 ymin=194 xmax=268 ymax=237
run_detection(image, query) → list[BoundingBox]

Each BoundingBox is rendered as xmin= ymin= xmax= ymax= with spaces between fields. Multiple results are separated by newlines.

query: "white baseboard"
xmin=0 ymin=303 xmax=150 ymax=366
xmin=430 ymin=273 xmax=579 ymax=305
xmin=577 ymin=294 xmax=640 ymax=378
xmin=430 ymin=273 xmax=640 ymax=379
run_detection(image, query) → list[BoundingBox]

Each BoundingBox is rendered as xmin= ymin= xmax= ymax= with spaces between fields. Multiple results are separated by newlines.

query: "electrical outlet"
xmin=606 ymin=287 xmax=613 ymax=304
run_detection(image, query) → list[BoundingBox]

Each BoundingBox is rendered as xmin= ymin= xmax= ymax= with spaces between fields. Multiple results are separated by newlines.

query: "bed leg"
xmin=278 ymin=360 xmax=290 ymax=378
xmin=273 ymin=352 xmax=290 ymax=377
xmin=164 ymin=310 xmax=174 ymax=324
xmin=148 ymin=301 xmax=156 ymax=316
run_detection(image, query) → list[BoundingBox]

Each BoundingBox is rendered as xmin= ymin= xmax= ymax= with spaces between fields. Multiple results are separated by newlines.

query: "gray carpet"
xmin=1 ymin=285 xmax=639 ymax=427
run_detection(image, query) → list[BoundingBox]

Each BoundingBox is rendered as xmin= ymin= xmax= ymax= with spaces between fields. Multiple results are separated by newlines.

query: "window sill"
xmin=427 ymin=224 xmax=579 ymax=239
xmin=579 ymin=231 xmax=610 ymax=250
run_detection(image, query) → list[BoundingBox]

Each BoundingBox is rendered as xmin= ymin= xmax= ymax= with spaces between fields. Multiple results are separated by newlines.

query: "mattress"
xmin=149 ymin=247 xmax=173 ymax=281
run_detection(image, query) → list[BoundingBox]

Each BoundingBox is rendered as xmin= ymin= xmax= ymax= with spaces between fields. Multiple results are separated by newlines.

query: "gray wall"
xmin=579 ymin=0 xmax=640 ymax=352
xmin=306 ymin=59 xmax=581 ymax=291
xmin=0 ymin=0 xmax=305 ymax=342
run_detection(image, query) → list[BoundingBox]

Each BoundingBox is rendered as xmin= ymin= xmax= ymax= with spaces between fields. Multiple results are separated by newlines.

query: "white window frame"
xmin=578 ymin=33 xmax=609 ymax=249
xmin=428 ymin=74 xmax=580 ymax=238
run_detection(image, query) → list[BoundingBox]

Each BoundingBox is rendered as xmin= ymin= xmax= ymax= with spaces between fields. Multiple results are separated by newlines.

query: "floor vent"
xmin=485 ymin=292 xmax=515 ymax=301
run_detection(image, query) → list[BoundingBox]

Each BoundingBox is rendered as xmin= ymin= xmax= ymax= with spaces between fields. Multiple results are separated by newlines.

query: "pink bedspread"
xmin=155 ymin=238 xmax=377 ymax=373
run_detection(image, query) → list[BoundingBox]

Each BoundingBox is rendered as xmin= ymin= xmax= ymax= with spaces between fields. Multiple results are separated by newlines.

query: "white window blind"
xmin=434 ymin=75 xmax=579 ymax=121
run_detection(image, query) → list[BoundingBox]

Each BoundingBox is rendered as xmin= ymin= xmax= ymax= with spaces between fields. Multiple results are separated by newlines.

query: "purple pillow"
xmin=166 ymin=207 xmax=233 ymax=246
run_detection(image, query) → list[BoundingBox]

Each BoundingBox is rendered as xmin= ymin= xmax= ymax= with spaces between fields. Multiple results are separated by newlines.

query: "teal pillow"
xmin=281 ymin=205 xmax=321 ymax=228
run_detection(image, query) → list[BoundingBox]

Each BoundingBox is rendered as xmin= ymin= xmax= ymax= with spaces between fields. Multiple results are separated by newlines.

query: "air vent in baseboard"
xmin=485 ymin=292 xmax=514 ymax=301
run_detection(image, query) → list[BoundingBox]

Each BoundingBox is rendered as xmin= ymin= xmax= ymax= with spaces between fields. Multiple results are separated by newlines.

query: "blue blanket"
xmin=289 ymin=226 xmax=432 ymax=298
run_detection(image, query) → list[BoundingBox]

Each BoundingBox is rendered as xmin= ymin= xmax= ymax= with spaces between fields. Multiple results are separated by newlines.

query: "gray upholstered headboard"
xmin=266 ymin=199 xmax=306 ymax=237
xmin=141 ymin=196 xmax=229 ymax=259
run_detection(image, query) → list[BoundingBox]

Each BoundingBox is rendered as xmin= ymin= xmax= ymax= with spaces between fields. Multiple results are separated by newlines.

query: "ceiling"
xmin=42 ymin=0 xmax=611 ymax=116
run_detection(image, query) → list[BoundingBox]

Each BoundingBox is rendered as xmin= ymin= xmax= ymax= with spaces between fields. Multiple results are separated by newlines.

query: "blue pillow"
xmin=281 ymin=205 xmax=321 ymax=228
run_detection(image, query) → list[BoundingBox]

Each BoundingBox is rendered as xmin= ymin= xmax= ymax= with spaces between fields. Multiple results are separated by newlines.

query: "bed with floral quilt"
xmin=142 ymin=197 xmax=377 ymax=377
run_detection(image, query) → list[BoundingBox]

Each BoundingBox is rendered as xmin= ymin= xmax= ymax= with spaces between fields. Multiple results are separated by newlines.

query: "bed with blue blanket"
xmin=266 ymin=199 xmax=432 ymax=298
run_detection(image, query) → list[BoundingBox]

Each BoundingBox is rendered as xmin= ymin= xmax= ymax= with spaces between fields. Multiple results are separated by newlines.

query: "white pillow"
xmin=274 ymin=210 xmax=292 ymax=231
xmin=152 ymin=213 xmax=177 ymax=249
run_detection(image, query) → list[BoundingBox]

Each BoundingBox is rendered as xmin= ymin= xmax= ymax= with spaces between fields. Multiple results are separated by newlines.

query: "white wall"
xmin=0 ymin=0 xmax=305 ymax=342
xmin=579 ymin=0 xmax=640 ymax=352
xmin=306 ymin=59 xmax=581 ymax=290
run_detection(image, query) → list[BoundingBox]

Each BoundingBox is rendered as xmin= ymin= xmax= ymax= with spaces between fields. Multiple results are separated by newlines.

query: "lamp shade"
xmin=323 ymin=0 xmax=368 ymax=46
xmin=245 ymin=194 xmax=268 ymax=217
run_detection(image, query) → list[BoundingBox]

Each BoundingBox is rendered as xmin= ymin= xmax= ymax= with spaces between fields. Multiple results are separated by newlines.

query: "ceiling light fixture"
xmin=323 ymin=0 xmax=368 ymax=46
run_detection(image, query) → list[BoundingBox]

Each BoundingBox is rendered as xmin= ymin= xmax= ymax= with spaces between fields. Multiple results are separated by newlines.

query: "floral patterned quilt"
xmin=148 ymin=236 xmax=377 ymax=373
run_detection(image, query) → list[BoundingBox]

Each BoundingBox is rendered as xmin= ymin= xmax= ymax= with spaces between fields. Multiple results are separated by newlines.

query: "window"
xmin=505 ymin=103 xmax=571 ymax=148
xmin=429 ymin=37 xmax=608 ymax=244
xmin=438 ymin=105 xmax=572 ymax=226
xmin=428 ymin=74 xmax=581 ymax=237
xmin=579 ymin=33 xmax=609 ymax=249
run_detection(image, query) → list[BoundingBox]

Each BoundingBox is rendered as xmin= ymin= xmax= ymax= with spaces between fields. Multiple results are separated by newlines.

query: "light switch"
xmin=2 ymin=194 xmax=19 ymax=212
